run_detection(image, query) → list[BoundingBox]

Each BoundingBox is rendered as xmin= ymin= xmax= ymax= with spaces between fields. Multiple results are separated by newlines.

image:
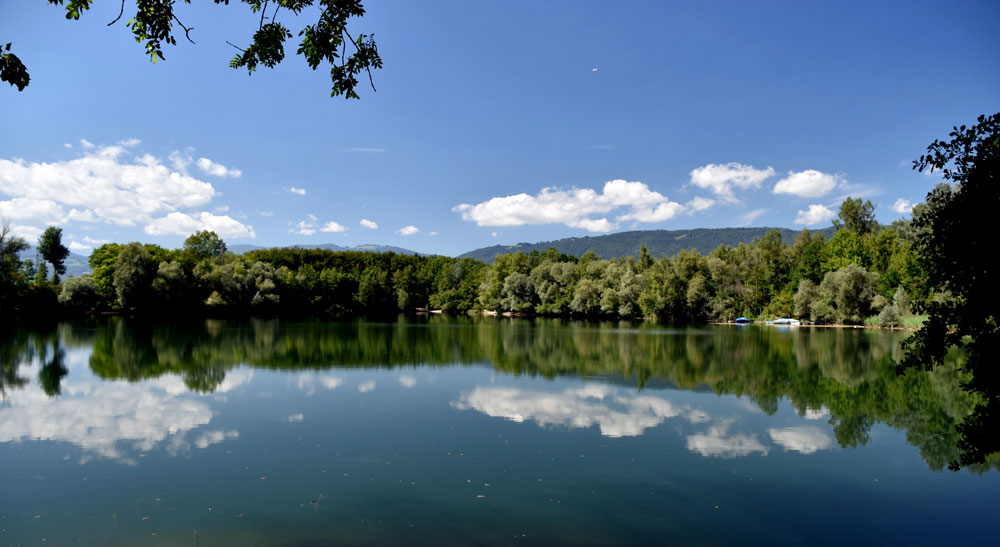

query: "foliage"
xmin=1 ymin=42 xmax=29 ymax=91
xmin=901 ymin=112 xmax=1000 ymax=469
xmin=38 ymin=226 xmax=70 ymax=281
xmin=57 ymin=275 xmax=100 ymax=312
xmin=183 ymin=230 xmax=228 ymax=261
xmin=833 ymin=197 xmax=878 ymax=234
xmin=33 ymin=1 xmax=381 ymax=99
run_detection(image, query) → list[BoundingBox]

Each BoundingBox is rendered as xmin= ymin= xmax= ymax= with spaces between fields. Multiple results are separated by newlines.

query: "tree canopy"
xmin=902 ymin=112 xmax=1000 ymax=469
xmin=7 ymin=1 xmax=382 ymax=98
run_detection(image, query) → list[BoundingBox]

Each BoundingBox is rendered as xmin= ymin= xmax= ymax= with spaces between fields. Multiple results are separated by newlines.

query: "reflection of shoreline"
xmin=709 ymin=322 xmax=919 ymax=332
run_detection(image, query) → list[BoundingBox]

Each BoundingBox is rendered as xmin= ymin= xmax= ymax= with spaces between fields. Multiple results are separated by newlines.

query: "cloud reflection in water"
xmin=453 ymin=384 xmax=709 ymax=438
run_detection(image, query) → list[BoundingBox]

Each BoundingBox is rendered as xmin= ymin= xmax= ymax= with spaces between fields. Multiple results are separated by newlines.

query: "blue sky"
xmin=2 ymin=0 xmax=998 ymax=256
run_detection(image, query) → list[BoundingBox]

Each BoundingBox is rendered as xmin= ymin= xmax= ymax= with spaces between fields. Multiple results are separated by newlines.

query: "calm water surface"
xmin=1 ymin=317 xmax=997 ymax=545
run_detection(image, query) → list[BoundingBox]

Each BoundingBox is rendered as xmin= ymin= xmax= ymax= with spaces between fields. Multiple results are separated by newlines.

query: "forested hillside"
xmin=460 ymin=227 xmax=836 ymax=263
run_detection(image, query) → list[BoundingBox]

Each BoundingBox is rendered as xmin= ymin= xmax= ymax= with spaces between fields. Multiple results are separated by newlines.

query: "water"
xmin=1 ymin=317 xmax=997 ymax=545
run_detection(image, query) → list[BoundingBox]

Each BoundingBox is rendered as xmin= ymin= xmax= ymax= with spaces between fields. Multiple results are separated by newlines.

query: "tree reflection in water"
xmin=0 ymin=316 xmax=995 ymax=472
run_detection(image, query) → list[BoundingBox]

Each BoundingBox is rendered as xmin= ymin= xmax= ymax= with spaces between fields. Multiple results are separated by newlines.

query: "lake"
xmin=1 ymin=317 xmax=997 ymax=545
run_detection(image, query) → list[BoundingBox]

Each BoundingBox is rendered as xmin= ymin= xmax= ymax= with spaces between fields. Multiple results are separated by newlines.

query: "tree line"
xmin=0 ymin=196 xmax=927 ymax=326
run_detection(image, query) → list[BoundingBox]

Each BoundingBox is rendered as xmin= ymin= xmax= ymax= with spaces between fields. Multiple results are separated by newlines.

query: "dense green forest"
xmin=0 ymin=196 xmax=922 ymax=327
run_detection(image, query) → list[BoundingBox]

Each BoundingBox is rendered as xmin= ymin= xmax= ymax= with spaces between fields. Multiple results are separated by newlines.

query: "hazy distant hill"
xmin=18 ymin=248 xmax=91 ymax=277
xmin=230 ymin=243 xmax=424 ymax=256
xmin=458 ymin=227 xmax=836 ymax=263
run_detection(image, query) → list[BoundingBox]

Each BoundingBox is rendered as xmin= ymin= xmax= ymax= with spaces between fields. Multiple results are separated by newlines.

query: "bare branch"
xmin=260 ymin=1 xmax=269 ymax=31
xmin=172 ymin=14 xmax=196 ymax=45
xmin=226 ymin=41 xmax=246 ymax=53
xmin=107 ymin=0 xmax=126 ymax=26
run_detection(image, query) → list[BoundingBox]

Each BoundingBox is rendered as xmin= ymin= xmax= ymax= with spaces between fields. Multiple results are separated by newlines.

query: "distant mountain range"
xmin=229 ymin=243 xmax=424 ymax=256
xmin=457 ymin=227 xmax=836 ymax=264
xmin=17 ymin=248 xmax=92 ymax=278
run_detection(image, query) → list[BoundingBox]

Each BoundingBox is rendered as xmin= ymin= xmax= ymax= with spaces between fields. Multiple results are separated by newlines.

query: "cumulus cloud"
xmin=689 ymin=163 xmax=775 ymax=201
xmin=145 ymin=211 xmax=256 ymax=238
xmin=794 ymin=204 xmax=836 ymax=225
xmin=0 ymin=142 xmax=255 ymax=238
xmin=768 ymin=426 xmax=833 ymax=454
xmin=686 ymin=420 xmax=769 ymax=458
xmin=321 ymin=221 xmax=347 ymax=233
xmin=397 ymin=225 xmax=419 ymax=235
xmin=359 ymin=218 xmax=378 ymax=229
xmin=453 ymin=180 xmax=685 ymax=232
xmin=68 ymin=241 xmax=91 ymax=252
xmin=291 ymin=214 xmax=318 ymax=235
xmin=286 ymin=186 xmax=307 ymax=195
xmin=453 ymin=384 xmax=708 ymax=438
xmin=196 ymin=157 xmax=242 ymax=178
xmin=773 ymin=170 xmax=843 ymax=198
xmin=686 ymin=197 xmax=716 ymax=212
xmin=892 ymin=198 xmax=913 ymax=214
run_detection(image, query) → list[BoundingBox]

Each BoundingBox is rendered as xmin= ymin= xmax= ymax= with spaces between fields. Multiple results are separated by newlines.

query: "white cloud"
xmin=428 ymin=231 xmax=438 ymax=236
xmin=144 ymin=211 xmax=256 ymax=238
xmin=64 ymin=143 xmax=73 ymax=149
xmin=398 ymin=225 xmax=419 ymax=235
xmin=214 ymin=205 xmax=230 ymax=213
xmin=358 ymin=381 xmax=376 ymax=393
xmin=737 ymin=208 xmax=769 ymax=226
xmin=286 ymin=413 xmax=304 ymax=423
xmin=453 ymin=179 xmax=685 ymax=232
xmin=291 ymin=214 xmax=318 ymax=235
xmin=83 ymin=236 xmax=110 ymax=245
xmin=892 ymin=198 xmax=913 ymax=214
xmin=773 ymin=170 xmax=843 ymax=198
xmin=768 ymin=426 xmax=833 ymax=454
xmin=453 ymin=385 xmax=708 ymax=438
xmin=686 ymin=197 xmax=716 ymax=212
xmin=286 ymin=186 xmax=307 ymax=195
xmin=0 ymin=142 xmax=255 ymax=238
xmin=689 ymin=163 xmax=775 ymax=201
xmin=0 ymin=197 xmax=69 ymax=224
xmin=68 ymin=241 xmax=91 ymax=252
xmin=794 ymin=204 xmax=836 ymax=225
xmin=258 ymin=210 xmax=274 ymax=217
xmin=196 ymin=157 xmax=242 ymax=178
xmin=359 ymin=218 xmax=378 ymax=229
xmin=398 ymin=375 xmax=417 ymax=388
xmin=79 ymin=139 xmax=94 ymax=149
xmin=686 ymin=420 xmax=769 ymax=458
xmin=321 ymin=221 xmax=347 ymax=233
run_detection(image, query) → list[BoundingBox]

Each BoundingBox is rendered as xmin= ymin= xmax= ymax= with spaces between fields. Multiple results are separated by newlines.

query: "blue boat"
xmin=734 ymin=317 xmax=751 ymax=324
